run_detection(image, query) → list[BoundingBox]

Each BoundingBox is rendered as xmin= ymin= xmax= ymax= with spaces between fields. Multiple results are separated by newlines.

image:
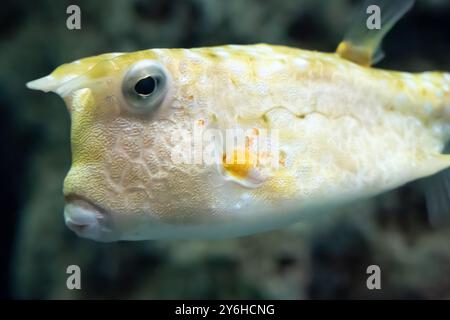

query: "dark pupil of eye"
xmin=134 ymin=76 xmax=156 ymax=96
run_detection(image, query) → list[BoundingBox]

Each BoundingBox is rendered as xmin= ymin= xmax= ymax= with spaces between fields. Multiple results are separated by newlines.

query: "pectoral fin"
xmin=420 ymin=149 xmax=450 ymax=227
xmin=336 ymin=0 xmax=415 ymax=66
xmin=423 ymin=166 xmax=450 ymax=226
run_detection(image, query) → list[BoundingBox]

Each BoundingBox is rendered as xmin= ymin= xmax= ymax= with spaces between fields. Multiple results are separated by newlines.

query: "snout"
xmin=64 ymin=197 xmax=118 ymax=242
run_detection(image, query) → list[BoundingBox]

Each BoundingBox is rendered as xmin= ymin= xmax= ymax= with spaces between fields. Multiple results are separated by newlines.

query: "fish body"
xmin=27 ymin=44 xmax=450 ymax=241
xmin=27 ymin=1 xmax=450 ymax=241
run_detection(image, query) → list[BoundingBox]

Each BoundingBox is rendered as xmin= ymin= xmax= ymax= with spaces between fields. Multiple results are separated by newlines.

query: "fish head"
xmin=27 ymin=49 xmax=287 ymax=241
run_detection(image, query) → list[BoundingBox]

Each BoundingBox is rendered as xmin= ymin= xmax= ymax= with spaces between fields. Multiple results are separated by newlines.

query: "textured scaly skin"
xmin=32 ymin=44 xmax=450 ymax=237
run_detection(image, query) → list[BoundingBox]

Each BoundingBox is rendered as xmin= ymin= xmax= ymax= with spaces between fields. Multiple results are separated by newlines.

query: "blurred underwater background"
xmin=0 ymin=0 xmax=450 ymax=299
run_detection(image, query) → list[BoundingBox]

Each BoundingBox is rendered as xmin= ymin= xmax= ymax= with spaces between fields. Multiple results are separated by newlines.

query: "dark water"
xmin=1 ymin=0 xmax=450 ymax=299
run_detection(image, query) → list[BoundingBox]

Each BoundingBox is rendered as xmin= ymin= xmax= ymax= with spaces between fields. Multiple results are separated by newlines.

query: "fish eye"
xmin=122 ymin=60 xmax=168 ymax=114
xmin=134 ymin=76 xmax=156 ymax=96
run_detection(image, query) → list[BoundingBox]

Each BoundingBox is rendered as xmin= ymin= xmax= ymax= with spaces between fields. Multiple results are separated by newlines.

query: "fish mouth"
xmin=63 ymin=194 xmax=119 ymax=242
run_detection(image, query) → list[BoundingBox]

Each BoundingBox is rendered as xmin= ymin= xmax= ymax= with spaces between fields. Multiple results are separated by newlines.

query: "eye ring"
xmin=122 ymin=60 xmax=168 ymax=114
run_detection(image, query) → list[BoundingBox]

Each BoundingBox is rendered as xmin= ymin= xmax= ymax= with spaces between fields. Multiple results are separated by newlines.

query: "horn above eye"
xmin=122 ymin=60 xmax=168 ymax=114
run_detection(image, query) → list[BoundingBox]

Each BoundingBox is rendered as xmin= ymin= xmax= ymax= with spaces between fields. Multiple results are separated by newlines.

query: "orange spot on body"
xmin=222 ymin=149 xmax=256 ymax=179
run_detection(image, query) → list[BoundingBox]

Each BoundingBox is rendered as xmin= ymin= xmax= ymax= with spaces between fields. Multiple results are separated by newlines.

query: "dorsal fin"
xmin=336 ymin=0 xmax=415 ymax=66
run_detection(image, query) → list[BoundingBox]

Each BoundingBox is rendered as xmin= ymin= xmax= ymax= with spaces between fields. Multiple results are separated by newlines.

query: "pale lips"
xmin=64 ymin=197 xmax=116 ymax=242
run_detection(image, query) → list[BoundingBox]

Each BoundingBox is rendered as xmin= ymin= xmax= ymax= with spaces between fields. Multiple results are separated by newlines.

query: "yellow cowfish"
xmin=27 ymin=0 xmax=450 ymax=242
